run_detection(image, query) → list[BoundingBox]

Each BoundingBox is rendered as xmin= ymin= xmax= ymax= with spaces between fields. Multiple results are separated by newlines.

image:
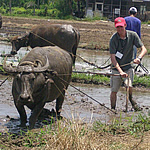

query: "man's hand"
xmin=133 ymin=58 xmax=141 ymax=64
xmin=120 ymin=71 xmax=128 ymax=78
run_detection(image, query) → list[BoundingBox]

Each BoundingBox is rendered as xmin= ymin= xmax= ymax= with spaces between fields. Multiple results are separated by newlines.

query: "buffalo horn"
xmin=3 ymin=56 xmax=18 ymax=73
xmin=3 ymin=56 xmax=49 ymax=73
xmin=17 ymin=56 xmax=49 ymax=73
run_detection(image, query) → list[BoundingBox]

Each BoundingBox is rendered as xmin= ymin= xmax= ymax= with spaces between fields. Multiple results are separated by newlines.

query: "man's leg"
xmin=110 ymin=91 xmax=117 ymax=109
xmin=110 ymin=70 xmax=122 ymax=110
xmin=128 ymin=86 xmax=141 ymax=111
xmin=128 ymin=87 xmax=136 ymax=106
xmin=124 ymin=68 xmax=141 ymax=111
xmin=129 ymin=88 xmax=142 ymax=111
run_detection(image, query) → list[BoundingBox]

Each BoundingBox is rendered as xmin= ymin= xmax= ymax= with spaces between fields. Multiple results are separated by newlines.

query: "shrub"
xmin=12 ymin=7 xmax=26 ymax=15
xmin=0 ymin=7 xmax=6 ymax=14
xmin=47 ymin=9 xmax=60 ymax=18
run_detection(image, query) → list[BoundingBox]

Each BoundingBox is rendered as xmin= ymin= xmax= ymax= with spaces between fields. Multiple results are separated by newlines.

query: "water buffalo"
xmin=10 ymin=24 xmax=80 ymax=64
xmin=3 ymin=46 xmax=72 ymax=129
xmin=0 ymin=14 xmax=2 ymax=28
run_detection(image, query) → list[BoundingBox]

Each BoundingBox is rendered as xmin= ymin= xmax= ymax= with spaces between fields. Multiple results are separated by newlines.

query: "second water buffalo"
xmin=10 ymin=24 xmax=80 ymax=64
xmin=3 ymin=46 xmax=72 ymax=129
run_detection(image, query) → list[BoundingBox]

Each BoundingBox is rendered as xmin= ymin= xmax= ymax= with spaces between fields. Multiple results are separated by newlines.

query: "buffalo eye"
xmin=29 ymin=74 xmax=35 ymax=82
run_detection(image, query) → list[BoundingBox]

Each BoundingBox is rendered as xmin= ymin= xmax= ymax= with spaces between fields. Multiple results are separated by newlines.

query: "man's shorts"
xmin=110 ymin=68 xmax=134 ymax=92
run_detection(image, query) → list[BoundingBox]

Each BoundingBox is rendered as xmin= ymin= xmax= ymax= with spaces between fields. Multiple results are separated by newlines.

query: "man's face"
xmin=116 ymin=25 xmax=126 ymax=35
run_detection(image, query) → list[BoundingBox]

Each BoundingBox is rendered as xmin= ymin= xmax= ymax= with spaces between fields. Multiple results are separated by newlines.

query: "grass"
xmin=1 ymin=113 xmax=150 ymax=149
xmin=72 ymin=72 xmax=110 ymax=85
xmin=72 ymin=72 xmax=150 ymax=88
xmin=1 ymin=63 xmax=150 ymax=88
xmin=133 ymin=75 xmax=150 ymax=87
xmin=1 ymin=68 xmax=150 ymax=88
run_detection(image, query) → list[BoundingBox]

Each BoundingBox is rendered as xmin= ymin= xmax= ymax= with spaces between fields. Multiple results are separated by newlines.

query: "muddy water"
xmin=76 ymin=48 xmax=150 ymax=74
xmin=1 ymin=77 xmax=150 ymax=133
xmin=0 ymin=42 xmax=150 ymax=133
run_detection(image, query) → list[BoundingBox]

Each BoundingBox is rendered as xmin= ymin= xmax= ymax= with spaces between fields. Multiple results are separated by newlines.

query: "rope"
xmin=54 ymin=74 xmax=117 ymax=114
xmin=111 ymin=61 xmax=134 ymax=69
xmin=0 ymin=76 xmax=9 ymax=87
xmin=72 ymin=71 xmax=120 ymax=77
xmin=135 ymin=63 xmax=149 ymax=74
xmin=53 ymin=81 xmax=65 ymax=98
xmin=76 ymin=54 xmax=111 ymax=69
xmin=30 ymin=31 xmax=55 ymax=46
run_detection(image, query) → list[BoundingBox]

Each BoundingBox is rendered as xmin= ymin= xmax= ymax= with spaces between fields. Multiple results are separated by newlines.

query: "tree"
xmin=9 ymin=0 xmax=11 ymax=14
xmin=54 ymin=0 xmax=77 ymax=17
xmin=26 ymin=1 xmax=37 ymax=16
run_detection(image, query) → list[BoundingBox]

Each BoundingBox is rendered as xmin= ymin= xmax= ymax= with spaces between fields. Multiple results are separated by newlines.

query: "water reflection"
xmin=75 ymin=48 xmax=111 ymax=73
xmin=76 ymin=48 xmax=150 ymax=74
xmin=0 ymin=41 xmax=31 ymax=66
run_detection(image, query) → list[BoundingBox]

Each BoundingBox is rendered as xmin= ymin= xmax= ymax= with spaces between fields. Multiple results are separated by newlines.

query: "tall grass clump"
xmin=1 ymin=113 xmax=150 ymax=149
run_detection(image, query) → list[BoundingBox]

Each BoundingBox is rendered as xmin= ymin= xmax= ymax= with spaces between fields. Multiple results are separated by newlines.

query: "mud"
xmin=0 ymin=16 xmax=150 ymax=134
xmin=0 ymin=75 xmax=150 ymax=134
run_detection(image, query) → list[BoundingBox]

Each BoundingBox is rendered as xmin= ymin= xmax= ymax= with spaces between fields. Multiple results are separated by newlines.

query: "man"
xmin=124 ymin=7 xmax=141 ymax=59
xmin=109 ymin=17 xmax=147 ymax=111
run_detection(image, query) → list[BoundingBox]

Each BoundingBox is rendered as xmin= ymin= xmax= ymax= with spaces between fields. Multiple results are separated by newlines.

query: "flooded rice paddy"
xmin=0 ymin=42 xmax=150 ymax=133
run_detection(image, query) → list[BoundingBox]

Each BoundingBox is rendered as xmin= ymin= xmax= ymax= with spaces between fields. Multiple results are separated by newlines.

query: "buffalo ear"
xmin=7 ymin=37 xmax=11 ymax=42
xmin=18 ymin=33 xmax=29 ymax=40
xmin=34 ymin=60 xmax=43 ymax=67
xmin=26 ymin=31 xmax=29 ymax=35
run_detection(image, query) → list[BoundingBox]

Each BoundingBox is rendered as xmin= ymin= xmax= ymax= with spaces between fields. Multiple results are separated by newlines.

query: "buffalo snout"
xmin=19 ymin=93 xmax=31 ymax=103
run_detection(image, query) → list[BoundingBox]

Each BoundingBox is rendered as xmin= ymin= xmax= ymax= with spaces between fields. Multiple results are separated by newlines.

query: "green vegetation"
xmin=93 ymin=113 xmax=149 ymax=136
xmin=0 ymin=0 xmax=109 ymax=21
xmin=1 ymin=113 xmax=150 ymax=149
xmin=0 ymin=65 xmax=5 ymax=73
xmin=133 ymin=75 xmax=150 ymax=87
xmin=1 ymin=69 xmax=150 ymax=88
xmin=147 ymin=48 xmax=150 ymax=54
xmin=0 ymin=0 xmax=82 ymax=19
xmin=72 ymin=72 xmax=110 ymax=85
xmin=72 ymin=72 xmax=150 ymax=88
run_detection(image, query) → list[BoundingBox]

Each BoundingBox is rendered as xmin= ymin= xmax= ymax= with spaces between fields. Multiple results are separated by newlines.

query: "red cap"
xmin=114 ymin=17 xmax=126 ymax=27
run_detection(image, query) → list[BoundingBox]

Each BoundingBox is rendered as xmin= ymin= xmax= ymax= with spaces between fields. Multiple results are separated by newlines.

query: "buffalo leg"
xmin=56 ymin=90 xmax=65 ymax=116
xmin=15 ymin=103 xmax=27 ymax=127
xmin=72 ymin=45 xmax=77 ymax=64
xmin=29 ymin=102 xmax=45 ymax=129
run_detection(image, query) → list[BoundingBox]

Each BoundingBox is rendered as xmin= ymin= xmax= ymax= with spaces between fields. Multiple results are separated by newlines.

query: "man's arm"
xmin=111 ymin=54 xmax=128 ymax=78
xmin=133 ymin=45 xmax=147 ymax=64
